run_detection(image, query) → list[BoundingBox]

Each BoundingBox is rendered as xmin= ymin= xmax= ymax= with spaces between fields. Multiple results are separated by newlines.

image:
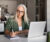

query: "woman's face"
xmin=16 ymin=6 xmax=24 ymax=18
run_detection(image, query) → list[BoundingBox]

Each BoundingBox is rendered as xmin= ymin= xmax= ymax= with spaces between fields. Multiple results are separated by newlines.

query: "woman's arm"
xmin=5 ymin=29 xmax=29 ymax=37
xmin=15 ymin=29 xmax=29 ymax=35
xmin=5 ymin=29 xmax=21 ymax=37
xmin=4 ymin=29 xmax=10 ymax=35
xmin=22 ymin=30 xmax=29 ymax=35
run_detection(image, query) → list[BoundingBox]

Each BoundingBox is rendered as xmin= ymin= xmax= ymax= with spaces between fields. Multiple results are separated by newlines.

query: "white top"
xmin=19 ymin=26 xmax=22 ymax=31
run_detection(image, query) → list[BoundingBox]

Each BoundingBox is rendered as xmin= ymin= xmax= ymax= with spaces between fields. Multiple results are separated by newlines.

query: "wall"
xmin=0 ymin=0 xmax=17 ymax=14
xmin=47 ymin=0 xmax=50 ymax=32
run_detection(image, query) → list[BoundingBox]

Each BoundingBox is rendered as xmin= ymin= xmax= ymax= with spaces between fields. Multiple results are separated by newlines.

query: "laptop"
xmin=28 ymin=21 xmax=46 ymax=38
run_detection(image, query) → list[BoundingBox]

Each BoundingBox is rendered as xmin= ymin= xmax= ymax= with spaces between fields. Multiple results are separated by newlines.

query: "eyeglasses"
xmin=17 ymin=10 xmax=24 ymax=13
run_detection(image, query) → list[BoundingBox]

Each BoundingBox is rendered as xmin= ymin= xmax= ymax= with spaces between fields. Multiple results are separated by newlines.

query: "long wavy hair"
xmin=14 ymin=4 xmax=29 ymax=24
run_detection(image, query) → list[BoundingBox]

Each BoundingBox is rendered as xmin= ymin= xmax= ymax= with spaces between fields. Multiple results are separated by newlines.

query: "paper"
xmin=10 ymin=36 xmax=20 ymax=40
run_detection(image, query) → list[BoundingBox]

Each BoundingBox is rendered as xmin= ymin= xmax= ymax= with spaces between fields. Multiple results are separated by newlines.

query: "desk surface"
xmin=0 ymin=35 xmax=46 ymax=42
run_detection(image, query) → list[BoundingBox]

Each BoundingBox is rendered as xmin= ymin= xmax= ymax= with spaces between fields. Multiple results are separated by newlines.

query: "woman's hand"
xmin=9 ymin=31 xmax=21 ymax=37
xmin=10 ymin=32 xmax=16 ymax=37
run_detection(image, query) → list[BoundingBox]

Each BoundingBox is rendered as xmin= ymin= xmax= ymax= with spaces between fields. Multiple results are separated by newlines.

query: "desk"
xmin=0 ymin=35 xmax=46 ymax=42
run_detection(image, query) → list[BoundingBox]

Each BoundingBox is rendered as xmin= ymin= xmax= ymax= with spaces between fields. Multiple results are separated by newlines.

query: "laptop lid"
xmin=28 ymin=21 xmax=46 ymax=38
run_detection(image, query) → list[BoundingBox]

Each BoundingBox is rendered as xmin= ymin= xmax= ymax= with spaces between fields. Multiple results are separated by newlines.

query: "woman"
xmin=4 ymin=4 xmax=29 ymax=37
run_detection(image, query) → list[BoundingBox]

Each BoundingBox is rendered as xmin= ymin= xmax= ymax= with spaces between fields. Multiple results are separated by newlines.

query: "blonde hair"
xmin=14 ymin=4 xmax=29 ymax=24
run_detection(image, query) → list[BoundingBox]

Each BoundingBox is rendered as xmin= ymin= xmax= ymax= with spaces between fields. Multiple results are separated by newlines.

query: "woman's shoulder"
xmin=23 ymin=20 xmax=29 ymax=26
xmin=7 ymin=18 xmax=15 ymax=23
xmin=8 ymin=18 xmax=13 ymax=20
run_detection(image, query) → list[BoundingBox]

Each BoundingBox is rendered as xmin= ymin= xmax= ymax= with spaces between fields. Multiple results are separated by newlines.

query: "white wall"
xmin=47 ymin=0 xmax=50 ymax=32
